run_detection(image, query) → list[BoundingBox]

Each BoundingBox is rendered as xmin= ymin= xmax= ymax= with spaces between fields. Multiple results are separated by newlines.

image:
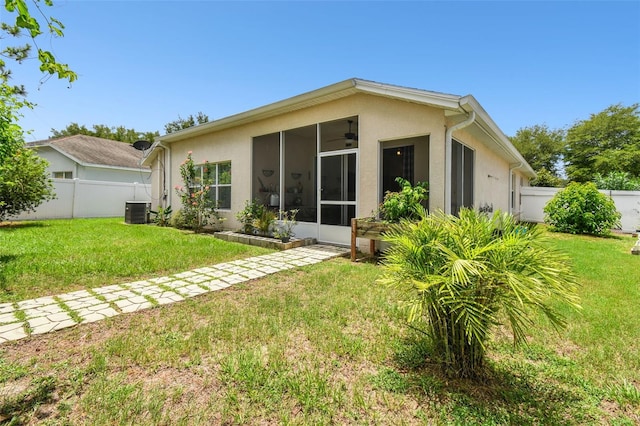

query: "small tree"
xmin=544 ymin=182 xmax=621 ymax=236
xmin=593 ymin=171 xmax=640 ymax=191
xmin=564 ymin=104 xmax=640 ymax=182
xmin=530 ymin=167 xmax=564 ymax=188
xmin=174 ymin=152 xmax=221 ymax=232
xmin=0 ymin=145 xmax=54 ymax=220
xmin=0 ymin=83 xmax=54 ymax=220
xmin=379 ymin=209 xmax=580 ymax=379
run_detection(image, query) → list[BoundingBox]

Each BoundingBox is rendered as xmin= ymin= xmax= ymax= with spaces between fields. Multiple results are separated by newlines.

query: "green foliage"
xmin=530 ymin=167 xmax=564 ymax=188
xmin=0 ymin=1 xmax=73 ymax=220
xmin=565 ymin=103 xmax=640 ymax=182
xmin=0 ymin=83 xmax=54 ymax=220
xmin=379 ymin=209 xmax=580 ymax=379
xmin=0 ymin=147 xmax=54 ymax=220
xmin=253 ymin=208 xmax=277 ymax=236
xmin=236 ymin=199 xmax=265 ymax=234
xmin=149 ymin=205 xmax=172 ymax=227
xmin=544 ymin=182 xmax=621 ymax=236
xmin=174 ymin=152 xmax=223 ymax=232
xmin=273 ymin=209 xmax=298 ymax=241
xmin=164 ymin=112 xmax=209 ymax=134
xmin=2 ymin=0 xmax=77 ymax=93
xmin=169 ymin=208 xmax=187 ymax=229
xmin=50 ymin=122 xmax=160 ymax=143
xmin=378 ymin=177 xmax=428 ymax=222
xmin=593 ymin=171 xmax=640 ymax=191
xmin=509 ymin=124 xmax=565 ymax=176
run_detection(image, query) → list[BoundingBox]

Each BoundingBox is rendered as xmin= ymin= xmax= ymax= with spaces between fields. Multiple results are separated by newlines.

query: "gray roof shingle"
xmin=27 ymin=135 xmax=150 ymax=169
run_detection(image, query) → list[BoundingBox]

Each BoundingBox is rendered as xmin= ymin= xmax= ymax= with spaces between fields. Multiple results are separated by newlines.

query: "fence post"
xmin=71 ymin=178 xmax=79 ymax=218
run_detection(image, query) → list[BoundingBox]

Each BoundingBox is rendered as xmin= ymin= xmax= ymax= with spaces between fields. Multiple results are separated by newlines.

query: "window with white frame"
xmin=195 ymin=161 xmax=231 ymax=209
xmin=52 ymin=171 xmax=73 ymax=179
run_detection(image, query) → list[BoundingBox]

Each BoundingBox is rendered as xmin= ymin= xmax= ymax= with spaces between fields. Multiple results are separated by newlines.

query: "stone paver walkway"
xmin=0 ymin=245 xmax=348 ymax=344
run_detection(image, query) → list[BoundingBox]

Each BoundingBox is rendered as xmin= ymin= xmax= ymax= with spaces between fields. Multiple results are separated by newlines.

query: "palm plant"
xmin=379 ymin=208 xmax=581 ymax=379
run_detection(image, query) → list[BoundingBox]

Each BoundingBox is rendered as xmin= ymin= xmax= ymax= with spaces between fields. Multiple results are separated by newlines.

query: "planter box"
xmin=214 ymin=231 xmax=316 ymax=250
xmin=351 ymin=218 xmax=394 ymax=261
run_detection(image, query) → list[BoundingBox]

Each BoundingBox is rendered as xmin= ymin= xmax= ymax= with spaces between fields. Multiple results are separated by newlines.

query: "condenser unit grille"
xmin=125 ymin=202 xmax=150 ymax=224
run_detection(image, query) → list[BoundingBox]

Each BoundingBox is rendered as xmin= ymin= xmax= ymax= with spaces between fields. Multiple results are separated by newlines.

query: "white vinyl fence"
xmin=521 ymin=186 xmax=640 ymax=233
xmin=14 ymin=178 xmax=152 ymax=220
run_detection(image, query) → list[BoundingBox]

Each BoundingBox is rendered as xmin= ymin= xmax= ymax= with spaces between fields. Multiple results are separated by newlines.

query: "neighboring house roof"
xmin=143 ymin=78 xmax=534 ymax=177
xmin=27 ymin=135 xmax=150 ymax=171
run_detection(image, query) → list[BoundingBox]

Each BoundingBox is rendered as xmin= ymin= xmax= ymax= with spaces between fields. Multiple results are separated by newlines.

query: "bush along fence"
xmin=521 ymin=186 xmax=640 ymax=233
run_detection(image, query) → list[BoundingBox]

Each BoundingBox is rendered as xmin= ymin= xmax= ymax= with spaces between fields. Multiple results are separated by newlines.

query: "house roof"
xmin=27 ymin=135 xmax=150 ymax=171
xmin=144 ymin=78 xmax=534 ymax=177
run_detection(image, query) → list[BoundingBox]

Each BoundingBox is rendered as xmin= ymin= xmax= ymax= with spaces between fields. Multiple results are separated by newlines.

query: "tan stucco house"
xmin=143 ymin=78 xmax=535 ymax=247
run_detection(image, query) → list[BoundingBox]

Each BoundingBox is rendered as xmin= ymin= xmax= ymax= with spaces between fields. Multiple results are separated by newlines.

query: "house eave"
xmin=459 ymin=95 xmax=536 ymax=178
xmin=151 ymin=78 xmax=535 ymax=179
xmin=158 ymin=78 xmax=464 ymax=144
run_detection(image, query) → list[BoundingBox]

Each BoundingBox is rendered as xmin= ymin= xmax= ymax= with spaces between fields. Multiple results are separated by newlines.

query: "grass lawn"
xmin=0 ymin=218 xmax=272 ymax=303
xmin=0 ymin=219 xmax=639 ymax=424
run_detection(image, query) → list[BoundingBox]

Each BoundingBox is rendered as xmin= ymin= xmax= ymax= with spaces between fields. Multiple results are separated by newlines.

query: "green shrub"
xmin=149 ymin=205 xmax=172 ymax=227
xmin=253 ymin=208 xmax=277 ymax=236
xmin=378 ymin=177 xmax=428 ymax=222
xmin=379 ymin=209 xmax=580 ymax=379
xmin=170 ymin=208 xmax=188 ymax=229
xmin=236 ymin=199 xmax=265 ymax=234
xmin=593 ymin=171 xmax=640 ymax=191
xmin=544 ymin=182 xmax=621 ymax=236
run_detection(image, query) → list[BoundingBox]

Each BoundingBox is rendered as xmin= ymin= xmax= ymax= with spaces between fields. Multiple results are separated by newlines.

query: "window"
xmin=195 ymin=161 xmax=231 ymax=209
xmin=451 ymin=140 xmax=474 ymax=215
xmin=52 ymin=171 xmax=72 ymax=179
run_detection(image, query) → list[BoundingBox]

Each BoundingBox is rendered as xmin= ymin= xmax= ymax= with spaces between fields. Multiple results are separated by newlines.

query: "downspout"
xmin=444 ymin=111 xmax=476 ymax=214
xmin=157 ymin=142 xmax=171 ymax=208
xmin=509 ymin=162 xmax=523 ymax=215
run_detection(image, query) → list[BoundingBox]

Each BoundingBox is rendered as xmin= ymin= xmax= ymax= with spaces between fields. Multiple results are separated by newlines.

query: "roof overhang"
xmin=157 ymin=78 xmax=464 ymax=144
xmin=144 ymin=78 xmax=535 ymax=177
xmin=458 ymin=96 xmax=535 ymax=177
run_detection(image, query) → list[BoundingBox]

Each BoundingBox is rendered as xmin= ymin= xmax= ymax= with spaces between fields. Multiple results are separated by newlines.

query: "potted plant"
xmin=274 ymin=209 xmax=298 ymax=242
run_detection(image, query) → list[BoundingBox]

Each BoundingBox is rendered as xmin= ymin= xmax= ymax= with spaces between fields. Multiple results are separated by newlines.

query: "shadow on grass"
xmin=0 ymin=255 xmax=18 ymax=294
xmin=0 ymin=221 xmax=47 ymax=231
xmin=0 ymin=376 xmax=57 ymax=424
xmin=383 ymin=334 xmax=594 ymax=425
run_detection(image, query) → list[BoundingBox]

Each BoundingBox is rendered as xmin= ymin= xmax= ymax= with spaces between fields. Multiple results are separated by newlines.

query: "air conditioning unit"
xmin=125 ymin=201 xmax=150 ymax=224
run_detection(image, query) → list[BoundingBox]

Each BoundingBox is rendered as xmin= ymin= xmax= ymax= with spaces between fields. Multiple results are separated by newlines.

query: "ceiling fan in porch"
xmin=327 ymin=120 xmax=358 ymax=147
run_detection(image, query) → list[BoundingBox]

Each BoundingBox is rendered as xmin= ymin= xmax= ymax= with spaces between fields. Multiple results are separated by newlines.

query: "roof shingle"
xmin=27 ymin=135 xmax=150 ymax=169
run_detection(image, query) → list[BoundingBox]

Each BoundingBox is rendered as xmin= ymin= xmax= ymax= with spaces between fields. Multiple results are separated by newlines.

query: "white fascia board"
xmin=141 ymin=141 xmax=161 ymax=167
xmin=159 ymin=79 xmax=463 ymax=144
xmin=353 ymin=79 xmax=462 ymax=111
xmin=459 ymin=95 xmax=536 ymax=177
xmin=160 ymin=79 xmax=359 ymax=143
xmin=82 ymin=164 xmax=151 ymax=173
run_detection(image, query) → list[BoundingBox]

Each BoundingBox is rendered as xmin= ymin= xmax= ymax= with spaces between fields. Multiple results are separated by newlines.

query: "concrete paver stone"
xmin=0 ymin=245 xmax=348 ymax=344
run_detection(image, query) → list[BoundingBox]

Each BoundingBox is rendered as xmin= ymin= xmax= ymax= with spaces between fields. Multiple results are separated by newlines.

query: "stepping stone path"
xmin=0 ymin=245 xmax=348 ymax=344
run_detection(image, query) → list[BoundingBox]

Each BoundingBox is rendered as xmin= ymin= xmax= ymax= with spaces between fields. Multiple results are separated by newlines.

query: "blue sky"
xmin=11 ymin=0 xmax=640 ymax=142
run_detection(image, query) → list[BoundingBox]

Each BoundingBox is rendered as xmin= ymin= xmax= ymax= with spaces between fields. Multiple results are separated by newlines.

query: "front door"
xmin=318 ymin=150 xmax=357 ymax=244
